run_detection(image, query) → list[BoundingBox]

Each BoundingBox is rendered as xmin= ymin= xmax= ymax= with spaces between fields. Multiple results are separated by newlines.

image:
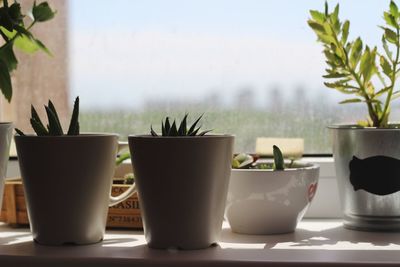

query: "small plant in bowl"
xmin=14 ymin=97 xmax=136 ymax=245
xmin=128 ymin=114 xmax=234 ymax=250
xmin=225 ymin=146 xmax=319 ymax=235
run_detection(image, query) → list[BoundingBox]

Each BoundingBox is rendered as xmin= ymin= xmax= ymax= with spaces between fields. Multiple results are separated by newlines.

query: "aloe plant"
xmin=0 ymin=0 xmax=56 ymax=102
xmin=150 ymin=114 xmax=212 ymax=136
xmin=15 ymin=96 xmax=80 ymax=136
xmin=232 ymin=145 xmax=291 ymax=170
xmin=308 ymin=1 xmax=400 ymax=128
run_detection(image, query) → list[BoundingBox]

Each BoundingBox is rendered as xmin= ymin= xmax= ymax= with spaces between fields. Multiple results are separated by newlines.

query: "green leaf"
xmin=341 ymin=20 xmax=350 ymax=44
xmin=0 ymin=42 xmax=18 ymax=71
xmin=67 ymin=96 xmax=80 ymax=135
xmin=0 ymin=6 xmax=14 ymax=32
xmin=380 ymin=56 xmax=392 ymax=77
xmin=383 ymin=27 xmax=398 ymax=44
xmin=14 ymin=128 xmax=25 ymax=136
xmin=164 ymin=117 xmax=171 ymax=134
xmin=116 ymin=151 xmax=131 ymax=166
xmin=384 ymin=12 xmax=397 ymax=28
xmin=187 ymin=114 xmax=203 ymax=135
xmin=31 ymin=105 xmax=47 ymax=133
xmin=45 ymin=106 xmax=63 ymax=135
xmin=350 ymin=37 xmax=363 ymax=67
xmin=8 ymin=3 xmax=23 ymax=25
xmin=310 ymin=10 xmax=325 ymax=23
xmin=382 ymin=35 xmax=393 ymax=60
xmin=323 ymin=72 xmax=348 ymax=79
xmin=375 ymin=86 xmax=392 ymax=98
xmin=339 ymin=98 xmax=363 ymax=104
xmin=178 ymin=113 xmax=188 ymax=135
xmin=30 ymin=118 xmax=48 ymax=136
xmin=168 ymin=120 xmax=178 ymax=136
xmin=273 ymin=145 xmax=285 ymax=171
xmin=48 ymin=100 xmax=64 ymax=133
xmin=198 ymin=129 xmax=212 ymax=136
xmin=390 ymin=1 xmax=399 ymax=19
xmin=150 ymin=125 xmax=158 ymax=136
xmin=307 ymin=20 xmax=326 ymax=34
xmin=0 ymin=59 xmax=12 ymax=102
xmin=32 ymin=1 xmax=56 ymax=22
xmin=359 ymin=46 xmax=377 ymax=83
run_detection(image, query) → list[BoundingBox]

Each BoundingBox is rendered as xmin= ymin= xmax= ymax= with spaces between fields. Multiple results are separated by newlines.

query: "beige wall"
xmin=1 ymin=0 xmax=69 ymax=132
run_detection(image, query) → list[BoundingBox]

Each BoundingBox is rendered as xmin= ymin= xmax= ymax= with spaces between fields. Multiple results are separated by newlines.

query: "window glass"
xmin=69 ymin=0 xmax=400 ymax=153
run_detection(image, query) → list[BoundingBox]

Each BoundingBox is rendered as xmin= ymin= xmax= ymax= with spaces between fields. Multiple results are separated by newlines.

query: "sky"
xmin=68 ymin=0 xmax=392 ymax=109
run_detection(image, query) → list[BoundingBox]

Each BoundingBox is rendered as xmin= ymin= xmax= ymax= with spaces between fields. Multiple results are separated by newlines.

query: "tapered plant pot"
xmin=0 ymin=122 xmax=13 ymax=214
xmin=330 ymin=125 xmax=400 ymax=231
xmin=128 ymin=135 xmax=234 ymax=250
xmin=15 ymin=134 xmax=137 ymax=245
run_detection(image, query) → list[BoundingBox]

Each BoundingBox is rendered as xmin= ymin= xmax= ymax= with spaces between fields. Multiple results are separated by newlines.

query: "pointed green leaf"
xmin=187 ymin=114 xmax=203 ymax=135
xmin=339 ymin=98 xmax=363 ymax=104
xmin=390 ymin=1 xmax=399 ymax=19
xmin=350 ymin=37 xmax=363 ymax=67
xmin=310 ymin=10 xmax=325 ymax=23
xmin=383 ymin=27 xmax=398 ymax=44
xmin=48 ymin=100 xmax=64 ymax=133
xmin=382 ymin=35 xmax=393 ymax=60
xmin=178 ymin=113 xmax=188 ymax=135
xmin=150 ymin=125 xmax=158 ymax=136
xmin=161 ymin=121 xmax=165 ymax=136
xmin=384 ymin=12 xmax=397 ymax=28
xmin=31 ymin=105 xmax=47 ymax=132
xmin=14 ymin=128 xmax=25 ymax=136
xmin=273 ymin=145 xmax=285 ymax=171
xmin=30 ymin=118 xmax=48 ymax=136
xmin=198 ymin=129 xmax=212 ymax=136
xmin=67 ymin=96 xmax=80 ymax=135
xmin=164 ymin=117 xmax=170 ymax=135
xmin=45 ymin=106 xmax=63 ymax=135
xmin=380 ymin=56 xmax=392 ymax=78
xmin=168 ymin=121 xmax=178 ymax=136
xmin=341 ymin=20 xmax=350 ymax=44
xmin=307 ymin=20 xmax=326 ymax=34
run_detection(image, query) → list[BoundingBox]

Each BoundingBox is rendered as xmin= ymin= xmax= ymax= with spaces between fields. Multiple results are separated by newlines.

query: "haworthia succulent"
xmin=151 ymin=114 xmax=212 ymax=136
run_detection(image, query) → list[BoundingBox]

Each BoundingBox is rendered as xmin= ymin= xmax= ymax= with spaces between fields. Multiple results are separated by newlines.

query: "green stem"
xmin=380 ymin=27 xmax=400 ymax=126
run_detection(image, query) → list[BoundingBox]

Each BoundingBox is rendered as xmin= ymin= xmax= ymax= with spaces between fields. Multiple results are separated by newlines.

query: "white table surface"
xmin=1 ymin=220 xmax=400 ymax=267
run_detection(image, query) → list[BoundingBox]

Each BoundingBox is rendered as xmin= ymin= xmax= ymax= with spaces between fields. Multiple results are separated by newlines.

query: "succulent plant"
xmin=15 ymin=96 xmax=80 ymax=136
xmin=151 ymin=114 xmax=212 ymax=137
xmin=232 ymin=145 xmax=289 ymax=170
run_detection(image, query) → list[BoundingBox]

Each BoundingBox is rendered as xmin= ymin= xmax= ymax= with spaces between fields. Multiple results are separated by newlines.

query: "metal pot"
xmin=330 ymin=125 xmax=400 ymax=231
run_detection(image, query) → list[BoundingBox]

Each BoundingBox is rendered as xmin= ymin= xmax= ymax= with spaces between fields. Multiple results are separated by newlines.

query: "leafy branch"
xmin=0 ymin=0 xmax=56 ymax=102
xmin=308 ymin=1 xmax=400 ymax=127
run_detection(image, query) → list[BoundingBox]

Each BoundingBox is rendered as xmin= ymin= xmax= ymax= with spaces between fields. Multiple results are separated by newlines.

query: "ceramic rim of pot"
xmin=129 ymin=134 xmax=234 ymax=138
xmin=231 ymin=162 xmax=319 ymax=173
xmin=14 ymin=132 xmax=119 ymax=138
xmin=328 ymin=124 xmax=400 ymax=131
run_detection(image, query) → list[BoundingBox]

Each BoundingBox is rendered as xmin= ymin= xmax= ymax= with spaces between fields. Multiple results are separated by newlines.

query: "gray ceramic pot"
xmin=0 ymin=122 xmax=13 ymax=213
xmin=330 ymin=125 xmax=400 ymax=231
xmin=15 ymin=134 xmax=137 ymax=245
xmin=128 ymin=135 xmax=234 ymax=250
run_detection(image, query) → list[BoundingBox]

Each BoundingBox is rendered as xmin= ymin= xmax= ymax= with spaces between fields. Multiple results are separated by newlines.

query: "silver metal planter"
xmin=0 ymin=122 xmax=13 ymax=214
xmin=330 ymin=125 xmax=400 ymax=231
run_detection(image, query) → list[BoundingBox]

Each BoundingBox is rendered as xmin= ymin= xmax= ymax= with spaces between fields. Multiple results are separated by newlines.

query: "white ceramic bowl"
xmin=225 ymin=163 xmax=319 ymax=235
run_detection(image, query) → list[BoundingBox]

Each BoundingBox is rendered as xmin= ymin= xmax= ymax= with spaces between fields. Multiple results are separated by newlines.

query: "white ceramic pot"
xmin=0 ymin=122 xmax=13 ymax=214
xmin=225 ymin=163 xmax=319 ymax=235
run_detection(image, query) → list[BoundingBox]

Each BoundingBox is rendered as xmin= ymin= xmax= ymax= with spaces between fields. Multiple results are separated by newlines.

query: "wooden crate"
xmin=0 ymin=180 xmax=143 ymax=229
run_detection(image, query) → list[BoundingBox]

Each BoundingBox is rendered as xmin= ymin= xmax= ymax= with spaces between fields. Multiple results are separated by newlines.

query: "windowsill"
xmin=1 ymin=220 xmax=400 ymax=266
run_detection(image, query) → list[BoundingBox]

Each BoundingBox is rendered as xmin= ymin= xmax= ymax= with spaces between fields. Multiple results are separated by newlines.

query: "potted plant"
xmin=308 ymin=1 xmax=400 ymax=231
xmin=128 ymin=114 xmax=234 ymax=249
xmin=14 ymin=97 xmax=137 ymax=245
xmin=0 ymin=0 xmax=55 ymax=216
xmin=226 ymin=146 xmax=319 ymax=235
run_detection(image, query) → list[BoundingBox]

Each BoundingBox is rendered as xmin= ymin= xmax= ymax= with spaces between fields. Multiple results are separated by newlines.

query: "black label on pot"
xmin=349 ymin=156 xmax=400 ymax=196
